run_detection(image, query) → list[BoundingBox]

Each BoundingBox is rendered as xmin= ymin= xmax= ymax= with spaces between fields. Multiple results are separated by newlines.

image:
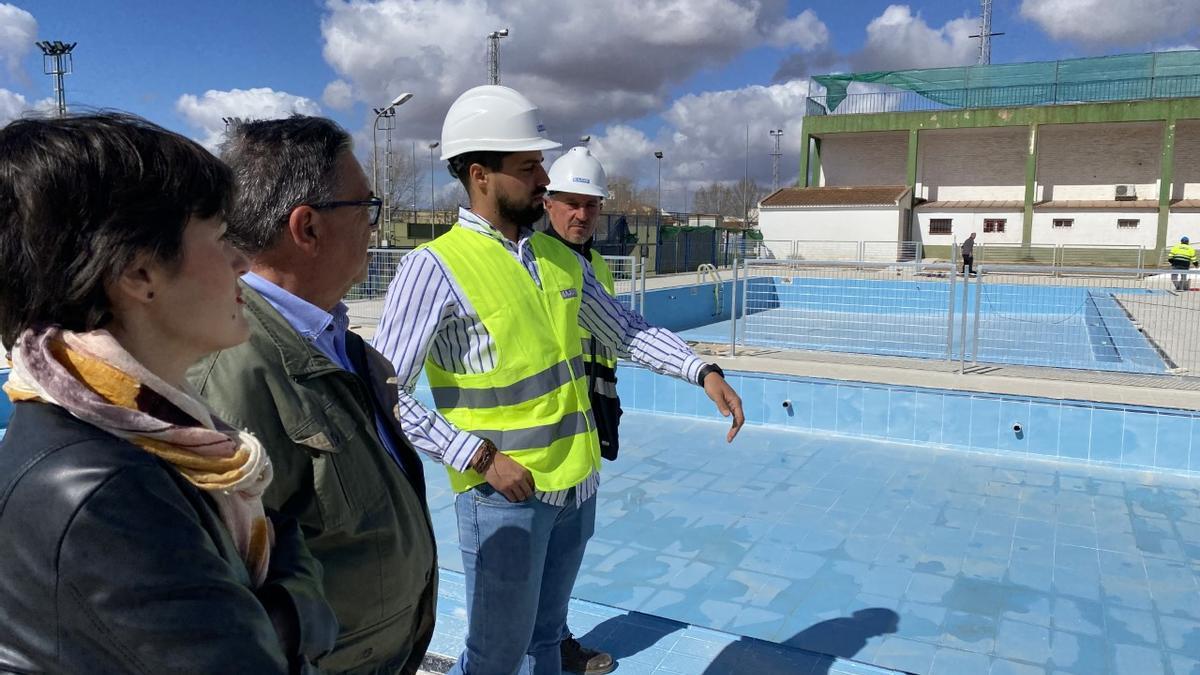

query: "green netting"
xmin=813 ymin=50 xmax=1200 ymax=112
xmin=744 ymin=229 xmax=763 ymax=241
xmin=659 ymin=225 xmax=715 ymax=241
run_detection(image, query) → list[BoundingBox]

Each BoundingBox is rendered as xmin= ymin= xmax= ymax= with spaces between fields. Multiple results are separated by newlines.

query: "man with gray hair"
xmin=190 ymin=116 xmax=437 ymax=675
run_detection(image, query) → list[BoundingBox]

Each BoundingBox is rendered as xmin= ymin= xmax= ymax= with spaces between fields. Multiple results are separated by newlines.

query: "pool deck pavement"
xmin=694 ymin=348 xmax=1200 ymax=414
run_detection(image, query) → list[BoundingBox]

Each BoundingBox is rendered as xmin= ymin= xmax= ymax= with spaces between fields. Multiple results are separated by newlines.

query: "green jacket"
xmin=190 ymin=286 xmax=436 ymax=675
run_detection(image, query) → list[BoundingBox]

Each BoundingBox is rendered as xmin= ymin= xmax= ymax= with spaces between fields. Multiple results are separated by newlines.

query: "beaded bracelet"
xmin=472 ymin=439 xmax=498 ymax=475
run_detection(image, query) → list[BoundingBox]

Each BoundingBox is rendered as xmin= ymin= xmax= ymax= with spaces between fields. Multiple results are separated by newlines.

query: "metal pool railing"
xmin=729 ymin=258 xmax=1200 ymax=377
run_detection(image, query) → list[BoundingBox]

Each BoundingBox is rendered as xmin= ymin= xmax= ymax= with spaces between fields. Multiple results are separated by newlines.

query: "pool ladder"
xmin=696 ymin=264 xmax=724 ymax=316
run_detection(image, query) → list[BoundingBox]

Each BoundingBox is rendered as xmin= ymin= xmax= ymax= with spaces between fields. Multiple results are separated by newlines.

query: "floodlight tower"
xmin=36 ymin=40 xmax=76 ymax=117
xmin=969 ymin=0 xmax=1004 ymax=65
xmin=488 ymin=29 xmax=509 ymax=85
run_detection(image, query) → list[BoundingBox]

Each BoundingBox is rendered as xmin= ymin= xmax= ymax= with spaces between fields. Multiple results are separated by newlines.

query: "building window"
xmin=1052 ymin=218 xmax=1074 ymax=228
xmin=929 ymin=218 xmax=952 ymax=235
xmin=983 ymin=218 xmax=1006 ymax=233
xmin=1117 ymin=219 xmax=1139 ymax=229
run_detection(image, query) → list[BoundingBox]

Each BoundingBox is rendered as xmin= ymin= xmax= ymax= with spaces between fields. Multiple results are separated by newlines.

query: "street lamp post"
xmin=428 ymin=141 xmax=440 ymax=214
xmin=769 ymin=129 xmax=784 ymax=192
xmin=372 ymin=92 xmax=414 ymax=245
xmin=654 ymin=151 xmax=664 ymax=224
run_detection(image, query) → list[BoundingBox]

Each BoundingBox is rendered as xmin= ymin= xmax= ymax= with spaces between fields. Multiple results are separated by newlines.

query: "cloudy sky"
xmin=3 ymin=0 xmax=1198 ymax=209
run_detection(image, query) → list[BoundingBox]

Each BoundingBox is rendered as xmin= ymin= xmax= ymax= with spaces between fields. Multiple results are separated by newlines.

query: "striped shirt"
xmin=373 ymin=207 xmax=705 ymax=506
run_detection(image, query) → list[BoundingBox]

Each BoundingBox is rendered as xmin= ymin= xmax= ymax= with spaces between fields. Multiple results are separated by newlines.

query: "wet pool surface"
xmin=424 ymin=411 xmax=1200 ymax=674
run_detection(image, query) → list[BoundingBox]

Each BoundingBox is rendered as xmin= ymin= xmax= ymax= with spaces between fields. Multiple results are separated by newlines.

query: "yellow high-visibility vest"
xmin=1169 ymin=243 xmax=1197 ymax=266
xmin=422 ymin=225 xmax=599 ymax=493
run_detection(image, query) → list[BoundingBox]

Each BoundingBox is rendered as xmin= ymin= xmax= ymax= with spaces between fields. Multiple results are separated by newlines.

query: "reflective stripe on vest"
xmin=431 ymin=355 xmax=586 ymax=409
xmin=1169 ymin=244 xmax=1196 ymax=265
xmin=422 ymin=225 xmax=599 ymax=493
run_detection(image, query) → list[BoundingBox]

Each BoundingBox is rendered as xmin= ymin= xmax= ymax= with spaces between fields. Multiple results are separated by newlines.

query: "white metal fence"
xmin=345 ymin=249 xmax=646 ymax=326
xmin=754 ymin=239 xmax=1164 ymax=271
xmin=729 ymin=257 xmax=1200 ymax=377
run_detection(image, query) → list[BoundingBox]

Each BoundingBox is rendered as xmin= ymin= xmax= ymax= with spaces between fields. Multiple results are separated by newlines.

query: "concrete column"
xmin=799 ymin=132 xmax=812 ymax=187
xmin=810 ymin=137 xmax=823 ymax=188
xmin=905 ymin=128 xmax=919 ymax=193
xmin=1158 ymin=117 xmax=1177 ymax=254
xmin=1022 ymin=123 xmax=1040 ymax=247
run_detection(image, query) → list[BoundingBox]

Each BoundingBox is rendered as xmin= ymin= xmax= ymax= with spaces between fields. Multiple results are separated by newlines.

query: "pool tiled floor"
xmin=424 ymin=412 xmax=1200 ymax=674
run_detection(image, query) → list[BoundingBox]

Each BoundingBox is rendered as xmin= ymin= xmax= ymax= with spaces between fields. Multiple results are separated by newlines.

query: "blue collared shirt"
xmin=242 ymin=272 xmax=407 ymax=474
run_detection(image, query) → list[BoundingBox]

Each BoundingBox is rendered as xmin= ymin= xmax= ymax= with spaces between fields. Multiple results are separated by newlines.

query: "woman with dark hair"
xmin=0 ymin=113 xmax=337 ymax=674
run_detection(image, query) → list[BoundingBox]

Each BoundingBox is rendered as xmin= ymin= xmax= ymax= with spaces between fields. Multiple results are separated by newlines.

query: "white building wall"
xmin=1037 ymin=122 xmax=1162 ymax=201
xmin=1174 ymin=120 xmax=1200 ymax=200
xmin=819 ymin=132 xmax=907 ymax=187
xmin=1030 ymin=210 xmax=1158 ymax=247
xmin=916 ymin=210 xmax=1024 ymax=247
xmin=917 ymin=127 xmax=1027 ymax=201
xmin=1168 ymin=210 xmax=1200 ymax=245
xmin=758 ymin=207 xmax=901 ymax=258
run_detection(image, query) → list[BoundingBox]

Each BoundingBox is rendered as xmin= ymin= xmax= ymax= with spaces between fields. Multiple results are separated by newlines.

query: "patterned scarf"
xmin=4 ymin=327 xmax=274 ymax=586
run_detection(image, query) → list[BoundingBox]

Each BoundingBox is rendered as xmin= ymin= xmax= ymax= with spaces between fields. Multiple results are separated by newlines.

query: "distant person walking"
xmin=1168 ymin=235 xmax=1198 ymax=291
xmin=961 ymin=232 xmax=977 ymax=276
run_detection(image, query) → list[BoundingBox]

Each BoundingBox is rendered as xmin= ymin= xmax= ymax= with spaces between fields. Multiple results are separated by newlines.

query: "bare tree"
xmin=602 ymin=174 xmax=656 ymax=214
xmin=362 ymin=149 xmax=424 ymax=220
xmin=692 ymin=178 xmax=771 ymax=218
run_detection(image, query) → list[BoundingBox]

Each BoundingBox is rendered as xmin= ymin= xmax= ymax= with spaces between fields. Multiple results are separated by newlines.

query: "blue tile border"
xmin=617 ymin=365 xmax=1200 ymax=477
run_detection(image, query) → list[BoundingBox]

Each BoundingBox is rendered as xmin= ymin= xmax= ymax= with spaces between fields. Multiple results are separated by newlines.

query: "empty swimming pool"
xmin=679 ymin=277 xmax=1168 ymax=375
xmin=420 ymin=368 xmax=1200 ymax=674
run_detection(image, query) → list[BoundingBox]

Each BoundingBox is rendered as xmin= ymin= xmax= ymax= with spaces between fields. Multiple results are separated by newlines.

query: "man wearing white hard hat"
xmin=543 ymin=147 xmax=622 ymax=464
xmin=542 ymin=147 xmax=621 ymax=674
xmin=373 ymin=85 xmax=744 ymax=675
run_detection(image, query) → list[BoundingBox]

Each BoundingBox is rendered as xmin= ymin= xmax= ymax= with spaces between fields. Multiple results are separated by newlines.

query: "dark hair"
xmin=219 ymin=115 xmax=353 ymax=255
xmin=447 ymin=150 xmax=507 ymax=193
xmin=0 ymin=112 xmax=233 ymax=347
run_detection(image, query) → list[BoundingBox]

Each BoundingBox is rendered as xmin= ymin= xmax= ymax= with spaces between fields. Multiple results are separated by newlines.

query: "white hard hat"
xmin=546 ymin=146 xmax=607 ymax=198
xmin=440 ymin=85 xmax=561 ymax=160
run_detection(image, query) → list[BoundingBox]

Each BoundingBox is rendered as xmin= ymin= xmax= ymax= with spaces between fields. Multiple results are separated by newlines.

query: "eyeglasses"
xmin=302 ymin=198 xmax=383 ymax=228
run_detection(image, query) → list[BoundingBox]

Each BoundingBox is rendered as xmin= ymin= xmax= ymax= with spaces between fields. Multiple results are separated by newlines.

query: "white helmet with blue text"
xmin=546 ymin=146 xmax=607 ymax=198
xmin=440 ymin=85 xmax=561 ymax=160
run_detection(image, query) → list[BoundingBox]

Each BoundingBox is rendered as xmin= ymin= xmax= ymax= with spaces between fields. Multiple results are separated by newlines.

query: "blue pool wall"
xmin=618 ymin=365 xmax=1200 ymax=476
xmin=634 ymin=279 xmax=745 ymax=332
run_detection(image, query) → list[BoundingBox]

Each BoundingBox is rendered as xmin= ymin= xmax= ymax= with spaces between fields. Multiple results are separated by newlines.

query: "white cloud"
xmin=318 ymin=0 xmax=829 ymax=141
xmin=323 ymin=79 xmax=354 ymax=110
xmin=589 ymin=80 xmax=812 ymax=209
xmin=0 ymin=88 xmax=27 ymax=124
xmin=855 ymin=5 xmax=978 ymax=71
xmin=1020 ymin=0 xmax=1200 ymax=47
xmin=175 ymin=87 xmax=322 ymax=150
xmin=768 ymin=9 xmax=829 ymax=50
xmin=0 ymin=3 xmax=37 ymax=82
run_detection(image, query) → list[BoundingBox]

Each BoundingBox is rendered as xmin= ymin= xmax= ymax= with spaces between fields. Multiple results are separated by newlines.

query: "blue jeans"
xmin=449 ymin=484 xmax=596 ymax=675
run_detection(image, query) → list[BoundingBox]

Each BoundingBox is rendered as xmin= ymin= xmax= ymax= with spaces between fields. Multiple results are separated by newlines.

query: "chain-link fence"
xmin=345 ymin=248 xmax=410 ymax=324
xmin=731 ymin=257 xmax=1200 ymax=377
xmin=738 ymin=259 xmax=958 ymax=360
